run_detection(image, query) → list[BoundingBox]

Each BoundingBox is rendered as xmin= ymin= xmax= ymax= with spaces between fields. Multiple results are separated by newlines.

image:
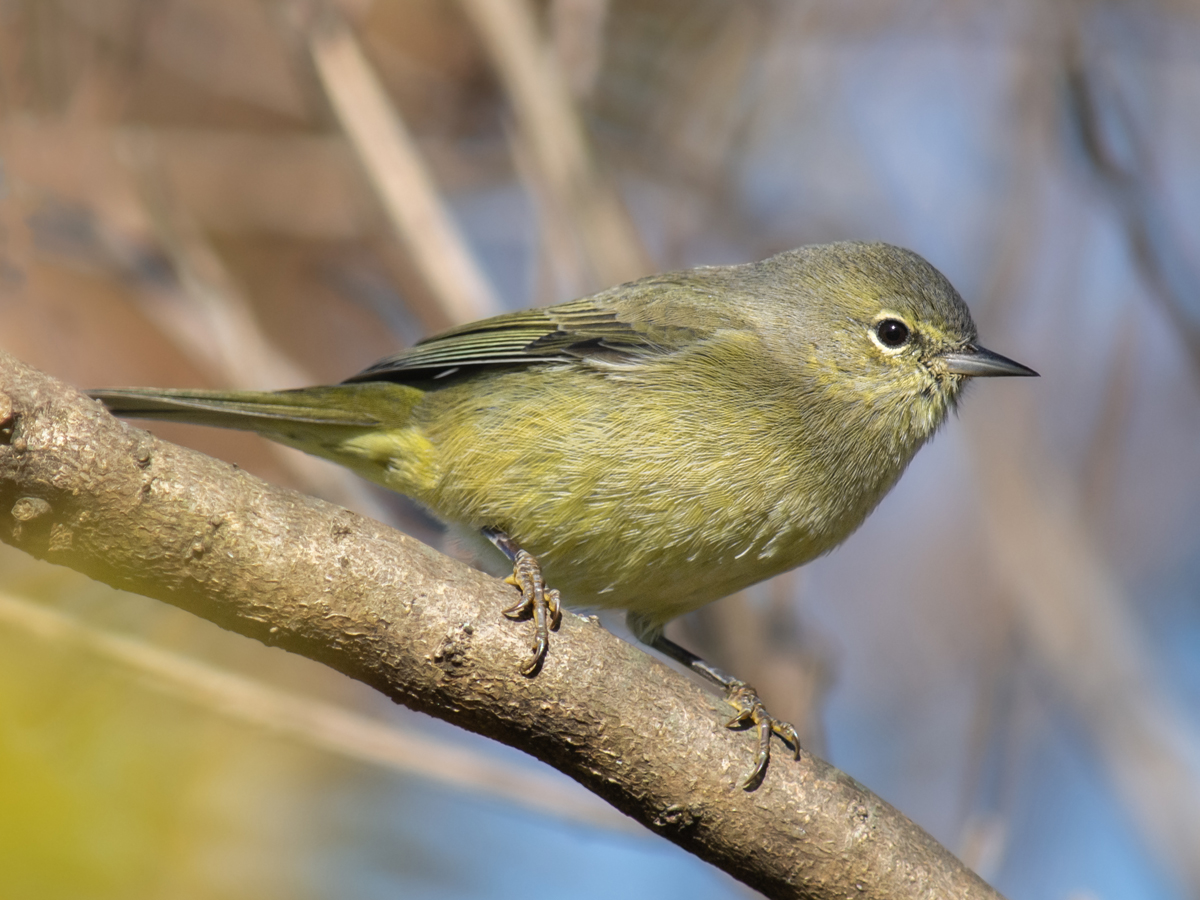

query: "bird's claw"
xmin=502 ymin=548 xmax=562 ymax=676
xmin=724 ymin=681 xmax=801 ymax=790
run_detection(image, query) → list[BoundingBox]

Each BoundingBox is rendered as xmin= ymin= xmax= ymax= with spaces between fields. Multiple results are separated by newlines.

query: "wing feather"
xmin=343 ymin=283 xmax=717 ymax=384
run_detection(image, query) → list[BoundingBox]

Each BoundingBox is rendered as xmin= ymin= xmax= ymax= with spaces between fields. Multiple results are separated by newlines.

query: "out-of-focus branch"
xmin=968 ymin=25 xmax=1200 ymax=890
xmin=116 ymin=135 xmax=313 ymax=391
xmin=458 ymin=0 xmax=649 ymax=293
xmin=0 ymin=588 xmax=632 ymax=834
xmin=549 ymin=0 xmax=609 ymax=101
xmin=1065 ymin=40 xmax=1200 ymax=377
xmin=0 ymin=351 xmax=1002 ymax=900
xmin=308 ymin=10 xmax=501 ymax=325
xmin=110 ymin=131 xmax=395 ymax=522
xmin=970 ymin=397 xmax=1200 ymax=892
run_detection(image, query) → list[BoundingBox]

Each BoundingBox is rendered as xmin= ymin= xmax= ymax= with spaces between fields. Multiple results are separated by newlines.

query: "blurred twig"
xmin=971 ymin=19 xmax=1200 ymax=888
xmin=0 ymin=588 xmax=636 ymax=834
xmin=954 ymin=603 xmax=1019 ymax=881
xmin=550 ymin=0 xmax=610 ymax=100
xmin=458 ymin=0 xmax=649 ymax=294
xmin=111 ymin=130 xmax=395 ymax=520
xmin=506 ymin=120 xmax=592 ymax=305
xmin=1065 ymin=36 xmax=1200 ymax=378
xmin=972 ymin=401 xmax=1200 ymax=892
xmin=117 ymin=134 xmax=311 ymax=390
xmin=308 ymin=8 xmax=501 ymax=325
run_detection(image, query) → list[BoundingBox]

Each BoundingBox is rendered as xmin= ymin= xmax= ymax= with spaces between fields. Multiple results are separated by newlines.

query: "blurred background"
xmin=0 ymin=0 xmax=1198 ymax=898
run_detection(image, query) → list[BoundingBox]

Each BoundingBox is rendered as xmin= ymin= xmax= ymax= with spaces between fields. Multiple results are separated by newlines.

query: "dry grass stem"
xmin=458 ymin=0 xmax=649 ymax=291
xmin=309 ymin=11 xmax=502 ymax=324
xmin=113 ymin=132 xmax=394 ymax=519
xmin=972 ymin=409 xmax=1200 ymax=892
xmin=0 ymin=589 xmax=635 ymax=833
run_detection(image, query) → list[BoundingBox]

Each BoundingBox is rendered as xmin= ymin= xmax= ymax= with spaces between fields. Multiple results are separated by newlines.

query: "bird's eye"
xmin=874 ymin=318 xmax=911 ymax=349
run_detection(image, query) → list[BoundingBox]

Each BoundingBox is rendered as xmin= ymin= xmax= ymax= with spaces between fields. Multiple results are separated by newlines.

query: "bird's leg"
xmin=483 ymin=527 xmax=562 ymax=676
xmin=629 ymin=613 xmax=800 ymax=790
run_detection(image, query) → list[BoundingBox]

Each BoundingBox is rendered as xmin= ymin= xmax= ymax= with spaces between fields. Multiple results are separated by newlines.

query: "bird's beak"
xmin=940 ymin=344 xmax=1038 ymax=377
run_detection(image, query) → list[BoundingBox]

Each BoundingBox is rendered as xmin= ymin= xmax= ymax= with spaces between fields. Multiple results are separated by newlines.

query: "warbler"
xmin=91 ymin=241 xmax=1036 ymax=787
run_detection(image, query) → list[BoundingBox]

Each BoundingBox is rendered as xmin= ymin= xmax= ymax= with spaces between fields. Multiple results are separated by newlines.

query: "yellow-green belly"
xmin=326 ymin=356 xmax=913 ymax=631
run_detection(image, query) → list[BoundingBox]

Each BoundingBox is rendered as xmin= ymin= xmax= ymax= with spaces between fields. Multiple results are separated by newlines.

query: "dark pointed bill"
xmin=940 ymin=344 xmax=1038 ymax=378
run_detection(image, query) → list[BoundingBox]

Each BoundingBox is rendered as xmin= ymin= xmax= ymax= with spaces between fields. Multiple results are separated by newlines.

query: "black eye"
xmin=875 ymin=318 xmax=911 ymax=348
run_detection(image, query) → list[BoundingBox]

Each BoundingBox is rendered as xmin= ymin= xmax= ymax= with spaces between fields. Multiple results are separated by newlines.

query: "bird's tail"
xmin=89 ymin=383 xmax=419 ymax=436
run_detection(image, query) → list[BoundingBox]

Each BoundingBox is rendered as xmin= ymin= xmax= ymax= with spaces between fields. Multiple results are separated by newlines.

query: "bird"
xmin=91 ymin=241 xmax=1037 ymax=787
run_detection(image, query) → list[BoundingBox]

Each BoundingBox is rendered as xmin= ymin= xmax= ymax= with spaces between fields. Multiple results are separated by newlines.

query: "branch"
xmin=0 ymin=350 xmax=1002 ymax=900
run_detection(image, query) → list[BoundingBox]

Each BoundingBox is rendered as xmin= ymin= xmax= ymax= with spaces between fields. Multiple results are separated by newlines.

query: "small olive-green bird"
xmin=92 ymin=241 xmax=1035 ymax=786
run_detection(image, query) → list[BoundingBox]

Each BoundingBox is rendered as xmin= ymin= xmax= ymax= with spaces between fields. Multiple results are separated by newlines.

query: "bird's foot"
xmin=638 ymin=624 xmax=804 ymax=790
xmin=483 ymin=528 xmax=562 ymax=676
xmin=502 ymin=549 xmax=562 ymax=675
xmin=724 ymin=681 xmax=801 ymax=790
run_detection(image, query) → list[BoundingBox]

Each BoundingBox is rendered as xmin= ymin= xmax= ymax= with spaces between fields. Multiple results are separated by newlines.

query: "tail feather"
xmin=88 ymin=384 xmax=412 ymax=433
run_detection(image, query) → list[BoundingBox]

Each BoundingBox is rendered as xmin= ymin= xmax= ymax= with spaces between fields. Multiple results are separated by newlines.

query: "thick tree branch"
xmin=0 ymin=350 xmax=1001 ymax=900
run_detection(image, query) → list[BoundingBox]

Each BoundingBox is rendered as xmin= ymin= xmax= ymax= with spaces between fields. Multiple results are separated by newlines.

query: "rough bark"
xmin=0 ymin=350 xmax=1002 ymax=900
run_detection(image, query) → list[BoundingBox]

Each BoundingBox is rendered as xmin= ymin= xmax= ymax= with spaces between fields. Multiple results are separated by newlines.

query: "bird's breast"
xmin=413 ymin=357 xmax=926 ymax=622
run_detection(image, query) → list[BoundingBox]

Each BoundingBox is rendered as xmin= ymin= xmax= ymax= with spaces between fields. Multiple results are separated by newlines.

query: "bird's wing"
xmin=343 ymin=273 xmax=738 ymax=384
